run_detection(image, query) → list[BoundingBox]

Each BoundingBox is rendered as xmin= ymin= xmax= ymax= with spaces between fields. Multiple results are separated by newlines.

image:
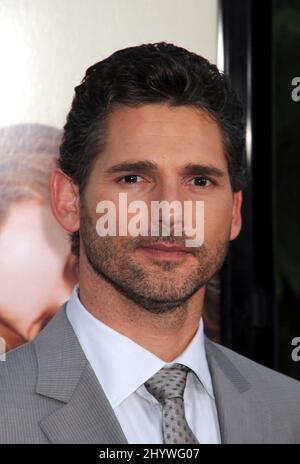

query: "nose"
xmin=149 ymin=179 xmax=184 ymax=235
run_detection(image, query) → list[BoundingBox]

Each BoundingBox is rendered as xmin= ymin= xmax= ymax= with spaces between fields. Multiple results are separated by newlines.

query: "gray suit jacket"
xmin=0 ymin=303 xmax=300 ymax=444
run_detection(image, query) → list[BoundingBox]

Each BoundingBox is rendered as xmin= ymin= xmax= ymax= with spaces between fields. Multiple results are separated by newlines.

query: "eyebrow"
xmin=105 ymin=160 xmax=226 ymax=178
xmin=181 ymin=163 xmax=225 ymax=178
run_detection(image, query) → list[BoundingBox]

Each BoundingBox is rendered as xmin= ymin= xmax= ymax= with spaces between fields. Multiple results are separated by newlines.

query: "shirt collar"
xmin=66 ymin=284 xmax=215 ymax=408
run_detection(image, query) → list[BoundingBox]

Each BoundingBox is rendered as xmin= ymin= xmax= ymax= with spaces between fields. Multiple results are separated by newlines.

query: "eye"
xmin=118 ymin=174 xmax=143 ymax=184
xmin=191 ymin=176 xmax=213 ymax=187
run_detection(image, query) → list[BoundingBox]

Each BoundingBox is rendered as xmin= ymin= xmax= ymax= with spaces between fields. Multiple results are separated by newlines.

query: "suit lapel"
xmin=34 ymin=304 xmax=128 ymax=444
xmin=204 ymin=336 xmax=271 ymax=443
xmin=39 ymin=362 xmax=128 ymax=444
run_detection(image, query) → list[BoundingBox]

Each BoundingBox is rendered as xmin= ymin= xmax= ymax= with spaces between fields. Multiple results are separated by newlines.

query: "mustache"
xmin=131 ymin=235 xmax=198 ymax=254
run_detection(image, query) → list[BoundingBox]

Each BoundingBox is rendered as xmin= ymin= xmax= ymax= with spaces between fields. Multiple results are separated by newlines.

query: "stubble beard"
xmin=79 ymin=195 xmax=230 ymax=314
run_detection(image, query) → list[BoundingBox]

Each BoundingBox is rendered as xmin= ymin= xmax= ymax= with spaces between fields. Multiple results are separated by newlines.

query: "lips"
xmin=139 ymin=243 xmax=190 ymax=253
xmin=137 ymin=242 xmax=192 ymax=262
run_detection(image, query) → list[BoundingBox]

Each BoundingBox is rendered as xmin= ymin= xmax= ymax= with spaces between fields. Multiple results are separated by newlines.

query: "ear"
xmin=230 ymin=190 xmax=243 ymax=240
xmin=49 ymin=169 xmax=80 ymax=233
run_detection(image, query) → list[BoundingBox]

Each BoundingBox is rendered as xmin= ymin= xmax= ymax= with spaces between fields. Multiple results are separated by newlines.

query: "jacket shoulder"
xmin=207 ymin=338 xmax=300 ymax=396
xmin=0 ymin=340 xmax=37 ymax=391
xmin=0 ymin=336 xmax=63 ymax=443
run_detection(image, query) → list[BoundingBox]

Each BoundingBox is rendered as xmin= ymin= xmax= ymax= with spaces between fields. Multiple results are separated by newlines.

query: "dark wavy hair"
xmin=59 ymin=42 xmax=248 ymax=258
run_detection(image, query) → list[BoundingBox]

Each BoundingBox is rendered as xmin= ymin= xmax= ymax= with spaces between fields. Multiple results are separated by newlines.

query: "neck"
xmin=78 ymin=253 xmax=205 ymax=362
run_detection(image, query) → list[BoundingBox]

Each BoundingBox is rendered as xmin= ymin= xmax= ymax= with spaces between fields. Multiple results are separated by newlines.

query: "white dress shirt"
xmin=66 ymin=284 xmax=221 ymax=444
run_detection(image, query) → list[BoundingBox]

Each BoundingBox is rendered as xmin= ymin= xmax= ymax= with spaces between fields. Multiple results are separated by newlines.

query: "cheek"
xmin=203 ymin=200 xmax=233 ymax=244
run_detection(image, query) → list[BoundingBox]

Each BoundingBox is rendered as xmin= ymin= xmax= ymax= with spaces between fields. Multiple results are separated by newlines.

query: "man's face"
xmin=79 ymin=104 xmax=242 ymax=313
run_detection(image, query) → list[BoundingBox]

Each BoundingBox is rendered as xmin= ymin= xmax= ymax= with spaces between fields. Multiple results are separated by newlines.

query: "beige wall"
xmin=0 ymin=0 xmax=218 ymax=128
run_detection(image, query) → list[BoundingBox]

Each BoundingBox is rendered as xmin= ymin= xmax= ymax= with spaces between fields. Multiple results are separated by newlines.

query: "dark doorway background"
xmin=274 ymin=0 xmax=300 ymax=380
xmin=218 ymin=0 xmax=300 ymax=380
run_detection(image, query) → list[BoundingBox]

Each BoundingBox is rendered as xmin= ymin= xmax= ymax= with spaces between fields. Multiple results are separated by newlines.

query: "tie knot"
xmin=144 ymin=363 xmax=190 ymax=404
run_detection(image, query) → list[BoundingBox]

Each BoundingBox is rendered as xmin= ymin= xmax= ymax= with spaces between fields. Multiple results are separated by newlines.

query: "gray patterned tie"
xmin=144 ymin=363 xmax=200 ymax=444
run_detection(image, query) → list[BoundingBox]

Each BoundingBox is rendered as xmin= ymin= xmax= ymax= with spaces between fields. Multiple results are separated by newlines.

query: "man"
xmin=0 ymin=42 xmax=300 ymax=444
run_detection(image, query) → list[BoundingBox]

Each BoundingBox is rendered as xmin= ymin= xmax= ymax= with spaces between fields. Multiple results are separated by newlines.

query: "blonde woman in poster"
xmin=0 ymin=124 xmax=78 ymax=351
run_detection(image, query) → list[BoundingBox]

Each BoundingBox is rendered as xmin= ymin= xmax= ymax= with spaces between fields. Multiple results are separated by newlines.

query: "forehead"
xmin=97 ymin=104 xmax=227 ymax=170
